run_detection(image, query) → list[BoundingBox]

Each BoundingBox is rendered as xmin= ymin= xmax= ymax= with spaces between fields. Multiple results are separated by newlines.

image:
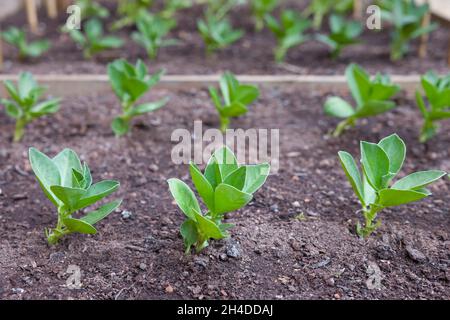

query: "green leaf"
xmin=220 ymin=102 xmax=248 ymax=117
xmin=354 ymin=100 xmax=396 ymax=117
xmin=111 ymin=117 xmax=129 ymax=136
xmin=204 ymin=156 xmax=222 ymax=189
xmin=338 ymin=151 xmax=365 ymax=206
xmin=30 ymin=98 xmax=60 ymax=117
xmin=361 ymin=141 xmax=390 ymax=190
xmin=29 ymin=148 xmax=61 ymax=205
xmin=81 ymin=199 xmax=122 ymax=225
xmin=242 ymin=163 xmax=270 ymax=194
xmin=127 ymin=97 xmax=168 ymax=117
xmin=214 ymin=183 xmax=252 ymax=216
xmin=180 ymin=219 xmax=198 ymax=254
xmin=4 ymin=80 xmax=21 ymax=104
xmin=50 ymin=185 xmax=86 ymax=210
xmin=189 ymin=162 xmax=215 ymax=212
xmin=378 ymin=133 xmax=405 ymax=176
xmin=324 ymin=97 xmax=355 ymax=118
xmin=378 ymin=188 xmax=429 ymax=207
xmin=392 ymin=170 xmax=446 ymax=190
xmin=63 ymin=217 xmax=97 ymax=234
xmin=74 ymin=180 xmax=120 ymax=211
xmin=223 ymin=166 xmax=246 ymax=190
xmin=346 ymin=64 xmax=370 ymax=106
xmin=167 ymin=178 xmax=200 ymax=220
xmin=52 ymin=148 xmax=83 ymax=187
xmin=193 ymin=208 xmax=224 ymax=240
xmin=212 ymin=146 xmax=239 ymax=180
xmin=2 ymin=100 xmax=22 ymax=119
xmin=235 ymin=85 xmax=259 ymax=105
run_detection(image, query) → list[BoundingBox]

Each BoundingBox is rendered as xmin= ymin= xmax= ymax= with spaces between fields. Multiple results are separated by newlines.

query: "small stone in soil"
xmin=406 ymin=246 xmax=427 ymax=263
xmin=270 ymin=204 xmax=279 ymax=213
xmin=165 ymin=285 xmax=174 ymax=293
xmin=225 ymin=238 xmax=241 ymax=258
xmin=138 ymin=263 xmax=147 ymax=271
xmin=121 ymin=210 xmax=132 ymax=219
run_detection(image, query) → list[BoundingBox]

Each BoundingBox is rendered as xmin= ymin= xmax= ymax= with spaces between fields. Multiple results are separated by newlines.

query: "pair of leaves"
xmin=316 ymin=14 xmax=362 ymax=58
xmin=209 ymin=72 xmax=259 ymax=117
xmin=304 ymin=0 xmax=353 ymax=29
xmin=324 ymin=64 xmax=400 ymax=132
xmin=132 ymin=13 xmax=178 ymax=59
xmin=1 ymin=27 xmax=50 ymax=59
xmin=415 ymin=71 xmax=450 ymax=142
xmin=265 ymin=10 xmax=311 ymax=61
xmin=197 ymin=14 xmax=244 ymax=53
xmin=70 ymin=19 xmax=123 ymax=58
xmin=250 ymin=0 xmax=278 ymax=30
xmin=168 ymin=146 xmax=270 ymax=253
xmin=339 ymin=134 xmax=446 ymax=210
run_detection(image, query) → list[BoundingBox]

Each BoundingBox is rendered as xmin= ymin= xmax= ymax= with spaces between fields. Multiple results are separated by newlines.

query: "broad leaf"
xmin=214 ymin=183 xmax=252 ymax=216
xmin=392 ymin=170 xmax=446 ymax=190
xmin=167 ymin=178 xmax=200 ymax=220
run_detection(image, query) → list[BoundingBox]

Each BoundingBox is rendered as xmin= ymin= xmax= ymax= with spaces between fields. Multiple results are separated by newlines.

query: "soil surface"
xmin=0 ymin=86 xmax=449 ymax=300
xmin=1 ymin=1 xmax=449 ymax=75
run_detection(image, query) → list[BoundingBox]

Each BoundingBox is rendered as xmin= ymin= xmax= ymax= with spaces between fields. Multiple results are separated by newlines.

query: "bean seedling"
xmin=415 ymin=71 xmax=450 ymax=143
xmin=265 ymin=10 xmax=311 ymax=62
xmin=197 ymin=13 xmax=243 ymax=54
xmin=209 ymin=72 xmax=260 ymax=132
xmin=304 ymin=0 xmax=353 ymax=29
xmin=339 ymin=134 xmax=446 ymax=238
xmin=379 ymin=0 xmax=438 ymax=61
xmin=29 ymin=148 xmax=122 ymax=245
xmin=168 ymin=146 xmax=270 ymax=253
xmin=1 ymin=72 xmax=60 ymax=142
xmin=316 ymin=14 xmax=362 ymax=59
xmin=324 ymin=64 xmax=400 ymax=137
xmin=108 ymin=58 xmax=169 ymax=136
xmin=250 ymin=0 xmax=279 ymax=31
xmin=1 ymin=27 xmax=50 ymax=60
xmin=69 ymin=19 xmax=124 ymax=59
xmin=76 ymin=0 xmax=110 ymax=20
xmin=132 ymin=14 xmax=178 ymax=60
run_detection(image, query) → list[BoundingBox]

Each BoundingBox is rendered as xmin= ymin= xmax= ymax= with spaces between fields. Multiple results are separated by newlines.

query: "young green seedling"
xmin=250 ymin=0 xmax=279 ymax=31
xmin=132 ymin=14 xmax=178 ymax=59
xmin=304 ymin=0 xmax=353 ymax=29
xmin=324 ymin=64 xmax=400 ymax=137
xmin=265 ymin=10 xmax=311 ymax=62
xmin=69 ymin=19 xmax=123 ymax=59
xmin=108 ymin=58 xmax=169 ymax=136
xmin=29 ymin=148 xmax=122 ymax=245
xmin=415 ymin=71 xmax=450 ymax=143
xmin=1 ymin=27 xmax=50 ymax=60
xmin=197 ymin=13 xmax=243 ymax=54
xmin=339 ymin=134 xmax=446 ymax=238
xmin=209 ymin=72 xmax=260 ymax=132
xmin=76 ymin=0 xmax=110 ymax=20
xmin=316 ymin=14 xmax=362 ymax=59
xmin=1 ymin=72 xmax=60 ymax=142
xmin=168 ymin=146 xmax=270 ymax=253
xmin=112 ymin=0 xmax=153 ymax=30
xmin=379 ymin=0 xmax=438 ymax=61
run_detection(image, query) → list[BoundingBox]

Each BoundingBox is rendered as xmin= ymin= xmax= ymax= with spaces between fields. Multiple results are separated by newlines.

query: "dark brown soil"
xmin=1 ymin=1 xmax=449 ymax=75
xmin=0 ymin=86 xmax=449 ymax=300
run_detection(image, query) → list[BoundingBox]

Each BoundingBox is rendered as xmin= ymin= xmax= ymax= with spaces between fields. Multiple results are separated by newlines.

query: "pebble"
xmin=12 ymin=288 xmax=24 ymax=294
xmin=121 ymin=210 xmax=132 ymax=219
xmin=165 ymin=285 xmax=174 ymax=293
xmin=406 ymin=246 xmax=427 ymax=263
xmin=149 ymin=164 xmax=159 ymax=172
xmin=138 ymin=263 xmax=147 ymax=271
xmin=225 ymin=238 xmax=241 ymax=258
xmin=270 ymin=204 xmax=279 ymax=213
xmin=292 ymin=201 xmax=301 ymax=208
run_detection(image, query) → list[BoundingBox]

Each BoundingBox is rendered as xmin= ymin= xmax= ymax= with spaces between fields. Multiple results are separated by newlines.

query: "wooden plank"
xmin=46 ymin=0 xmax=58 ymax=19
xmin=0 ymin=74 xmax=422 ymax=97
xmin=25 ymin=0 xmax=39 ymax=34
xmin=0 ymin=28 xmax=3 ymax=71
xmin=418 ymin=5 xmax=431 ymax=58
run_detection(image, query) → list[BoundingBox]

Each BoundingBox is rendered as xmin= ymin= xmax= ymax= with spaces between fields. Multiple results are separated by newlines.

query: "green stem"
xmin=219 ymin=116 xmax=230 ymax=133
xmin=332 ymin=117 xmax=355 ymax=137
xmin=46 ymin=208 xmax=70 ymax=245
xmin=357 ymin=205 xmax=381 ymax=238
xmin=13 ymin=118 xmax=27 ymax=142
